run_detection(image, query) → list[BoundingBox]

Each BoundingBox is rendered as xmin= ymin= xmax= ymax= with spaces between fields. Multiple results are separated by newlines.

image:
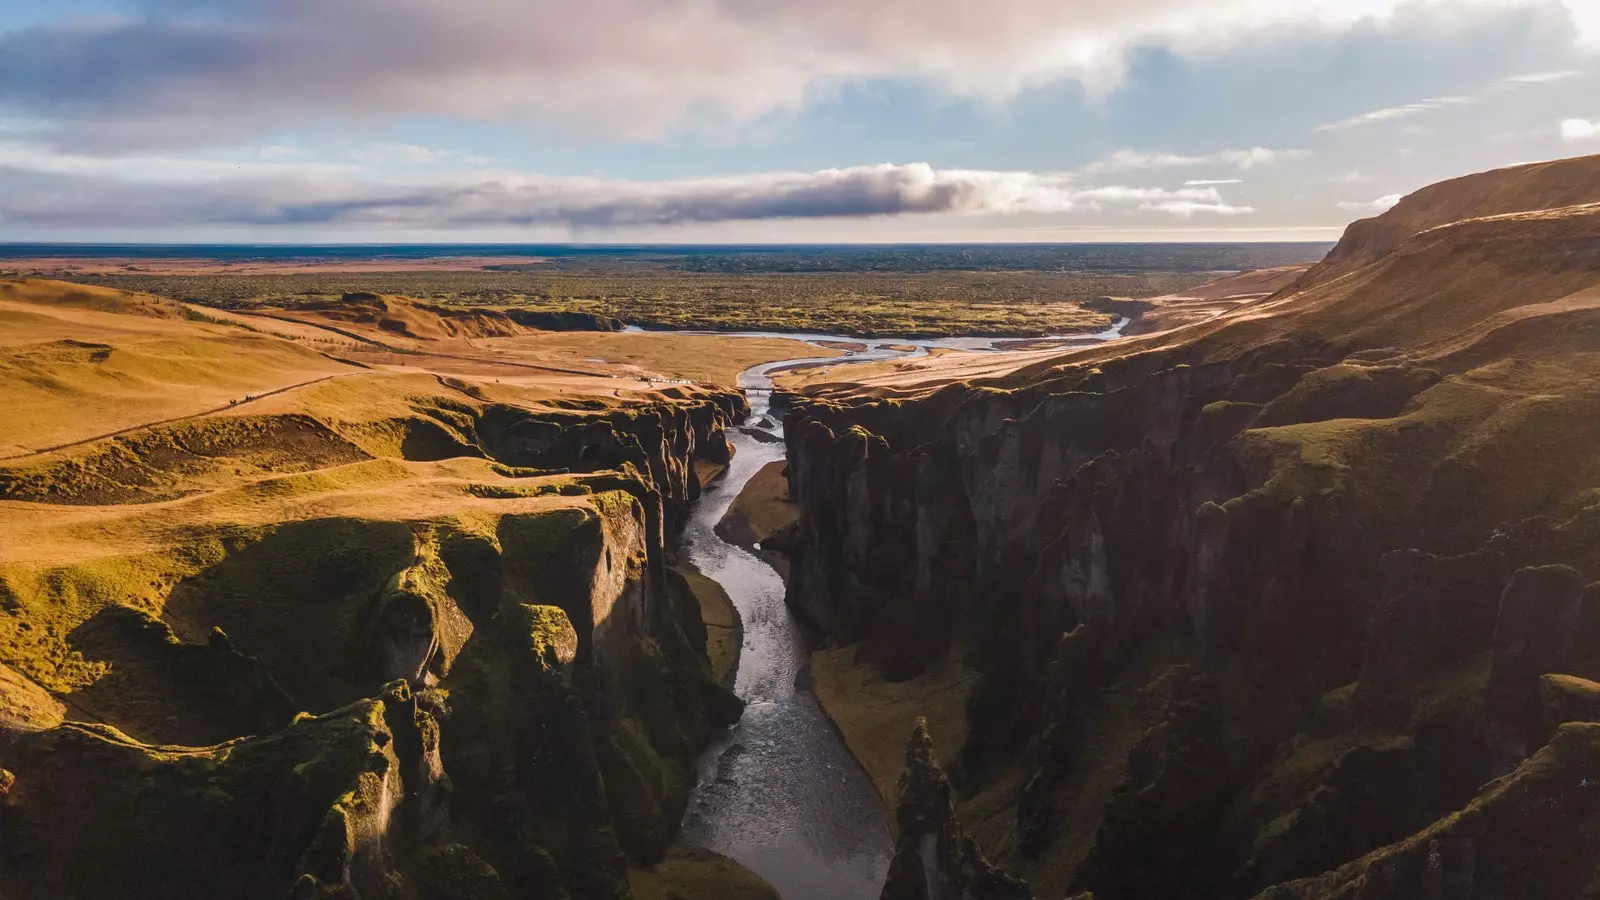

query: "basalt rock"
xmin=1253 ymin=723 xmax=1600 ymax=900
xmin=1 ymin=680 xmax=442 ymax=900
xmin=1541 ymin=674 xmax=1600 ymax=741
xmin=1 ymin=390 xmax=749 ymax=899
xmin=881 ymin=720 xmax=1032 ymax=900
xmin=784 ymin=156 xmax=1600 ymax=899
xmin=1488 ymin=565 xmax=1586 ymax=712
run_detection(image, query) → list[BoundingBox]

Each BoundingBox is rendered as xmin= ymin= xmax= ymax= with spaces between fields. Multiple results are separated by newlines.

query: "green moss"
xmin=410 ymin=844 xmax=512 ymax=900
xmin=507 ymin=604 xmax=579 ymax=669
xmin=591 ymin=489 xmax=641 ymax=522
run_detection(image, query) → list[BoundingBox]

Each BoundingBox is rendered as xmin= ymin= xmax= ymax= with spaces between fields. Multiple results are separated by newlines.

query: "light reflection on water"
xmin=679 ymin=326 xmax=1130 ymax=898
xmin=679 ymin=358 xmax=892 ymax=900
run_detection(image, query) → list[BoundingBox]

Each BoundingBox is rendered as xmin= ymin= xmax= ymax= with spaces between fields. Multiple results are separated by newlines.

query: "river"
xmin=676 ymin=326 xmax=1127 ymax=899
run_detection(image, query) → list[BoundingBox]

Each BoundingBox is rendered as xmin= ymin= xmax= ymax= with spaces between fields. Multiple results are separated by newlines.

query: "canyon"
xmin=4 ymin=152 xmax=1600 ymax=900
xmin=0 ymin=281 xmax=792 ymax=899
xmin=780 ymin=153 xmax=1600 ymax=899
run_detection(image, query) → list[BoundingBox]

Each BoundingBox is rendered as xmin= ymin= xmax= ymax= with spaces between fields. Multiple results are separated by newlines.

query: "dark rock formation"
xmin=1254 ymin=723 xmax=1600 ymax=900
xmin=0 ymin=392 xmax=750 ymax=900
xmin=1488 ymin=565 xmax=1586 ymax=707
xmin=2 ymin=681 xmax=443 ymax=900
xmin=784 ymin=156 xmax=1600 ymax=899
xmin=881 ymin=720 xmax=1032 ymax=900
xmin=504 ymin=308 xmax=626 ymax=332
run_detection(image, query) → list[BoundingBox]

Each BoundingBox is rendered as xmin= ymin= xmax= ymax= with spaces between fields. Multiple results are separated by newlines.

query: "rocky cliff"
xmin=0 ymin=299 xmax=754 ymax=900
xmin=783 ymin=154 xmax=1600 ymax=899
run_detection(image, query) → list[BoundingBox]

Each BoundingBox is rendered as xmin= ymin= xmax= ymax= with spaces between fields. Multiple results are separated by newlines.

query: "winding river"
xmin=677 ymin=325 xmax=1128 ymax=899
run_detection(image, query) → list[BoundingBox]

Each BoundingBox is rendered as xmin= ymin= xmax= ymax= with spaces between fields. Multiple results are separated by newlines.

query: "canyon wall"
xmin=0 ymin=383 xmax=747 ymax=899
xmin=784 ymin=156 xmax=1600 ymax=899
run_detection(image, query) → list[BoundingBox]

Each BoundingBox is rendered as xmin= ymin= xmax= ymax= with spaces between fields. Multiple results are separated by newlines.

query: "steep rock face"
xmin=2 ymin=680 xmax=443 ymax=900
xmin=880 ymin=721 xmax=1032 ymax=900
xmin=1254 ymin=723 xmax=1600 ymax=900
xmin=478 ymin=395 xmax=741 ymax=533
xmin=0 ymin=394 xmax=747 ymax=899
xmin=786 ymin=157 xmax=1600 ymax=898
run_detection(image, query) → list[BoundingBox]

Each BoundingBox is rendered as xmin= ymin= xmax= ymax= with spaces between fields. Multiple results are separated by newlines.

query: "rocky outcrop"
xmin=1 ymin=391 xmax=749 ymax=899
xmin=1 ymin=680 xmax=444 ymax=900
xmin=881 ymin=721 xmax=1032 ymax=900
xmin=505 ymin=308 xmax=626 ymax=332
xmin=785 ymin=155 xmax=1600 ymax=898
xmin=477 ymin=393 xmax=741 ymax=532
xmin=1253 ymin=723 xmax=1600 ymax=900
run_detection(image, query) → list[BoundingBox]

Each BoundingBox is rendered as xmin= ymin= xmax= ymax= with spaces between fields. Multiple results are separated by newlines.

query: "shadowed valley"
xmin=778 ymin=153 xmax=1600 ymax=900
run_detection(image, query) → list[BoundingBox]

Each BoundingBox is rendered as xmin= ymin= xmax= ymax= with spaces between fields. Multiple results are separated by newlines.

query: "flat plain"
xmin=4 ymin=243 xmax=1332 ymax=337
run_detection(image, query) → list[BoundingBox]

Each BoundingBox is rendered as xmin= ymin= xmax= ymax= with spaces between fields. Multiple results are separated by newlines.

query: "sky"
xmin=1 ymin=0 xmax=1599 ymax=243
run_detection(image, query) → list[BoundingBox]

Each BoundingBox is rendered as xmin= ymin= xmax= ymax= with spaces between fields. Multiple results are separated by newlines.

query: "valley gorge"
xmin=5 ymin=153 xmax=1600 ymax=900
xmin=781 ymin=155 xmax=1600 ymax=899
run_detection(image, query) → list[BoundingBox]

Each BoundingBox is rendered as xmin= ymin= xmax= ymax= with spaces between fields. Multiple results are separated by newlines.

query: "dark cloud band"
xmin=0 ymin=163 xmax=1249 ymax=229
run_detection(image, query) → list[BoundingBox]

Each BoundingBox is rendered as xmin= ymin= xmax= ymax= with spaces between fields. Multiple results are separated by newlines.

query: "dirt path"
xmin=0 ymin=373 xmax=352 ymax=461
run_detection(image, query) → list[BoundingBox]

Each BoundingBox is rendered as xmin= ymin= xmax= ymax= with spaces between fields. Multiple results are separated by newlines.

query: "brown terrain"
xmin=712 ymin=460 xmax=802 ymax=577
xmin=0 ymin=278 xmax=840 ymax=899
xmin=1087 ymin=264 xmax=1313 ymax=336
xmin=8 ymin=151 xmax=1600 ymax=900
xmin=778 ymin=153 xmax=1600 ymax=899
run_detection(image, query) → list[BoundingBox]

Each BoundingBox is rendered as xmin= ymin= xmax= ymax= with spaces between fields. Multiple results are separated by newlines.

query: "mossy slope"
xmin=0 ymin=281 xmax=761 ymax=899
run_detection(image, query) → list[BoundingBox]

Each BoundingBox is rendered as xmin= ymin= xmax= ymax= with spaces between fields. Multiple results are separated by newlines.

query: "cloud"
xmin=1215 ymin=147 xmax=1311 ymax=169
xmin=347 ymin=143 xmax=501 ymax=166
xmin=1 ymin=0 xmax=1594 ymax=149
xmin=1329 ymin=169 xmax=1374 ymax=183
xmin=1501 ymin=69 xmax=1586 ymax=83
xmin=0 ymin=140 xmax=358 ymax=181
xmin=1318 ymin=96 xmax=1476 ymax=131
xmin=1336 ymin=193 xmax=1405 ymax=212
xmin=1185 ymin=179 xmax=1244 ymax=185
xmin=1321 ymin=65 xmax=1592 ymax=133
xmin=1139 ymin=200 xmax=1255 ymax=216
xmin=1562 ymin=118 xmax=1600 ymax=140
xmin=1081 ymin=150 xmax=1209 ymax=174
xmin=1082 ymin=146 xmax=1306 ymax=174
xmin=0 ymin=162 xmax=1254 ymax=230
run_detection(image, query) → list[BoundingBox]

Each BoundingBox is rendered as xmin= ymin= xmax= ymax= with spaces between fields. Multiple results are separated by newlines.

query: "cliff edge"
xmin=784 ymin=152 xmax=1600 ymax=899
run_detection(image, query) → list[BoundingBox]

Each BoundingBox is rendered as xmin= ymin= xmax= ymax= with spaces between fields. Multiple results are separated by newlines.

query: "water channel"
xmin=676 ymin=325 xmax=1127 ymax=899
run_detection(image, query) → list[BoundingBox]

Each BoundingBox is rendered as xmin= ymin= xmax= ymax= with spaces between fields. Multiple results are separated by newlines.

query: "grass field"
xmin=12 ymin=243 xmax=1335 ymax=338
xmin=47 ymin=269 xmax=1218 ymax=337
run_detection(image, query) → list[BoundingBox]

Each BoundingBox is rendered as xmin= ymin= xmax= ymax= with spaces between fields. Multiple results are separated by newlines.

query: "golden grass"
xmin=627 ymin=844 xmax=780 ymax=900
xmin=809 ymin=645 xmax=980 ymax=827
xmin=0 ymin=289 xmax=354 ymax=453
xmin=675 ymin=562 xmax=741 ymax=687
xmin=719 ymin=461 xmax=798 ymax=546
xmin=776 ymin=347 xmax=1060 ymax=398
xmin=0 ymin=279 xmax=757 ymax=726
xmin=241 ymin=296 xmax=838 ymax=386
xmin=498 ymin=331 xmax=840 ymax=386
